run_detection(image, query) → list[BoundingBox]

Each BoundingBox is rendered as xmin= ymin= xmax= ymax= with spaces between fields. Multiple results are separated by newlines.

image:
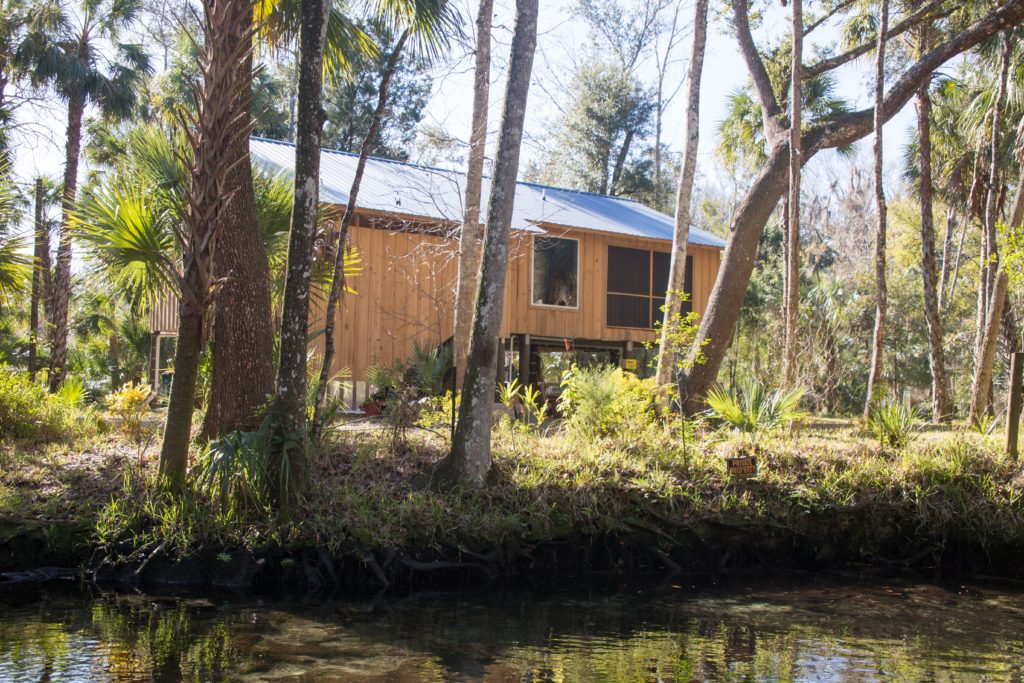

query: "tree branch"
xmin=804 ymin=0 xmax=856 ymax=36
xmin=807 ymin=0 xmax=1024 ymax=154
xmin=732 ymin=0 xmax=785 ymax=146
xmin=803 ymin=0 xmax=950 ymax=79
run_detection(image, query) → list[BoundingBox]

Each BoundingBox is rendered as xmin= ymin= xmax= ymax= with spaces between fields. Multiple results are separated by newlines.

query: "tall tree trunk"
xmin=29 ymin=178 xmax=48 ymax=380
xmin=677 ymin=0 xmax=1024 ymax=413
xmin=160 ymin=309 xmax=204 ymax=483
xmin=609 ymin=127 xmax=636 ymax=195
xmin=433 ymin=0 xmax=538 ymax=489
xmin=864 ymin=0 xmax=889 ymax=418
xmin=271 ymin=0 xmax=331 ymax=504
xmin=938 ymin=206 xmax=955 ymax=310
xmin=200 ymin=0 xmax=275 ymax=440
xmin=654 ymin=0 xmax=707 ymax=392
xmin=969 ymin=172 xmax=1024 ymax=424
xmin=159 ymin=0 xmax=256 ymax=488
xmin=453 ymin=0 xmax=493 ymax=391
xmin=916 ymin=78 xmax=953 ymax=420
xmin=973 ymin=39 xmax=1012 ymax=394
xmin=312 ymin=29 xmax=410 ymax=436
xmin=782 ymin=0 xmax=803 ymax=388
xmin=48 ymin=91 xmax=85 ymax=392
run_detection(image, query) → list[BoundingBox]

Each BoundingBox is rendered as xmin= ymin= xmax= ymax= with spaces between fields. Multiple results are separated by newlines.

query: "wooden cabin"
xmin=150 ymin=138 xmax=726 ymax=406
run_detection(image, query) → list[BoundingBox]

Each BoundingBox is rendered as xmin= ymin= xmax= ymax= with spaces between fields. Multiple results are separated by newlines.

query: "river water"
xmin=1 ymin=578 xmax=1023 ymax=681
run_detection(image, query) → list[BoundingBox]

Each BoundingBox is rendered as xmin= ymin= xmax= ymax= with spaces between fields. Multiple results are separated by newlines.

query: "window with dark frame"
xmin=607 ymin=246 xmax=692 ymax=329
xmin=532 ymin=236 xmax=579 ymax=307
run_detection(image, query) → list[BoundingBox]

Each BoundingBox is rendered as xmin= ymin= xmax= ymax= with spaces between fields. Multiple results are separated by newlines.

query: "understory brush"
xmin=7 ymin=407 xmax=1022 ymax=571
xmin=0 ymin=365 xmax=95 ymax=441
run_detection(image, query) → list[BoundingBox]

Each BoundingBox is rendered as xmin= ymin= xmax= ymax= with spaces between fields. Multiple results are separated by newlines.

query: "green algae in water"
xmin=1 ymin=581 xmax=1023 ymax=681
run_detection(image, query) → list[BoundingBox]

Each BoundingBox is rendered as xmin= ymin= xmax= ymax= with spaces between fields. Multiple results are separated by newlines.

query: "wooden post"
xmin=1005 ymin=351 xmax=1024 ymax=458
xmin=518 ymin=334 xmax=531 ymax=388
xmin=150 ymin=333 xmax=161 ymax=392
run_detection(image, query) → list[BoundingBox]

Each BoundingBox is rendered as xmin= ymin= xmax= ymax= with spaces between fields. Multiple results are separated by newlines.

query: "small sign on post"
xmin=623 ymin=358 xmax=638 ymax=371
xmin=726 ymin=455 xmax=758 ymax=479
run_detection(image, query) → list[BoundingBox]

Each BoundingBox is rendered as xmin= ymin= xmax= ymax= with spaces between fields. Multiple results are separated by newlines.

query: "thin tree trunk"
xmin=654 ymin=0 xmax=707 ymax=393
xmin=271 ymin=0 xmax=331 ymax=504
xmin=947 ymin=211 xmax=968 ymax=306
xmin=159 ymin=309 xmax=203 ymax=484
xmin=48 ymin=91 xmax=85 ymax=392
xmin=970 ymin=172 xmax=1024 ymax=424
xmin=970 ymin=268 xmax=1008 ymax=424
xmin=453 ymin=0 xmax=493 ymax=391
xmin=200 ymin=0 xmax=275 ymax=440
xmin=312 ymin=29 xmax=410 ymax=436
xmin=974 ymin=39 xmax=1012 ymax=390
xmin=609 ymin=128 xmax=636 ymax=195
xmin=938 ymin=205 xmax=955 ymax=310
xmin=29 ymin=178 xmax=47 ymax=380
xmin=783 ymin=0 xmax=803 ymax=388
xmin=433 ymin=0 xmax=537 ymax=489
xmin=916 ymin=78 xmax=953 ymax=420
xmin=864 ymin=0 xmax=889 ymax=418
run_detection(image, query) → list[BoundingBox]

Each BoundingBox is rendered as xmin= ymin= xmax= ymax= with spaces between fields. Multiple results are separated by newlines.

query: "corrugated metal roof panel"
xmin=250 ymin=137 xmax=727 ymax=248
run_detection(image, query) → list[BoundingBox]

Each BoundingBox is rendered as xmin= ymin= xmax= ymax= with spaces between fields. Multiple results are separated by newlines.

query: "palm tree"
xmin=0 ymin=163 xmax=29 ymax=311
xmin=16 ymin=0 xmax=150 ymax=392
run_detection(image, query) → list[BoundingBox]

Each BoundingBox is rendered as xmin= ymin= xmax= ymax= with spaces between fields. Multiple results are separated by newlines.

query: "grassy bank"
xmin=3 ymin=415 xmax=1024 ymax=586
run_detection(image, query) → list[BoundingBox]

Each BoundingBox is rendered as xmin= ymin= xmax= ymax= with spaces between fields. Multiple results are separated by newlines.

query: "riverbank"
xmin=2 ymin=420 xmax=1024 ymax=590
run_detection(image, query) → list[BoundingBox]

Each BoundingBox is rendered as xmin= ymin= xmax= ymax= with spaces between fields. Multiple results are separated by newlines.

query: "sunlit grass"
xmin=2 ymin=416 xmax=1023 ymax=567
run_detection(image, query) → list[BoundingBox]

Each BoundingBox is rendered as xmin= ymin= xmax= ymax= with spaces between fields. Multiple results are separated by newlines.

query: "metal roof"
xmin=250 ymin=137 xmax=727 ymax=248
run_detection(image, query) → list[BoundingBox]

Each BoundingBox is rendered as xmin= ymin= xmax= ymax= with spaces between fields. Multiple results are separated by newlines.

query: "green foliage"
xmin=866 ymin=398 xmax=921 ymax=449
xmin=0 ymin=366 xmax=86 ymax=441
xmin=194 ymin=423 xmax=272 ymax=518
xmin=705 ymin=380 xmax=807 ymax=435
xmin=558 ymin=364 xmax=657 ymax=439
xmin=105 ymin=382 xmax=151 ymax=440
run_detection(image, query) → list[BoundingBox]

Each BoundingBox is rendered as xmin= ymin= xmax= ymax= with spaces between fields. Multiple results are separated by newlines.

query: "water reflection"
xmin=1 ymin=580 xmax=1023 ymax=681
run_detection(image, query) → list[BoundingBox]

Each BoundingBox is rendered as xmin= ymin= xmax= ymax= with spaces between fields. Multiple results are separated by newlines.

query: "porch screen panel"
xmin=608 ymin=247 xmax=692 ymax=329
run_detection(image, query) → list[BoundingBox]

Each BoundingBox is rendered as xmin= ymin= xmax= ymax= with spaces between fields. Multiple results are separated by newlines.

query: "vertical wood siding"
xmin=155 ymin=210 xmax=722 ymax=384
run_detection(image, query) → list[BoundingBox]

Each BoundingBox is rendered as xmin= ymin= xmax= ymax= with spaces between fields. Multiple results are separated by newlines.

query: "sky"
xmin=415 ymin=0 xmax=918 ymax=195
xmin=8 ymin=0 xmax=921 ymax=210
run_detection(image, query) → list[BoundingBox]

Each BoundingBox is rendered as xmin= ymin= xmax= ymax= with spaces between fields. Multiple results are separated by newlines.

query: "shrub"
xmin=705 ymin=380 xmax=807 ymax=435
xmin=194 ymin=422 xmax=271 ymax=517
xmin=867 ymin=398 xmax=921 ymax=449
xmin=0 ymin=365 xmax=83 ymax=441
xmin=558 ymin=364 xmax=657 ymax=438
xmin=105 ymin=382 xmax=151 ymax=440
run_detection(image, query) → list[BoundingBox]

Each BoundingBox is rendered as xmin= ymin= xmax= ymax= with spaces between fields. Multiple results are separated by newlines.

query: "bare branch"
xmin=803 ymin=0 xmax=950 ymax=79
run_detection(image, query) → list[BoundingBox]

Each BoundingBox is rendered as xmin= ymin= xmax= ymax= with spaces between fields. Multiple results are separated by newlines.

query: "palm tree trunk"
xmin=782 ymin=0 xmax=803 ymax=389
xmin=271 ymin=0 xmax=331 ymax=504
xmin=29 ymin=178 xmax=48 ymax=380
xmin=312 ymin=29 xmax=410 ymax=436
xmin=654 ymin=0 xmax=707 ymax=393
xmin=200 ymin=2 xmax=275 ymax=440
xmin=453 ymin=0 xmax=494 ymax=391
xmin=864 ymin=0 xmax=889 ymax=418
xmin=48 ymin=91 xmax=85 ymax=392
xmin=938 ymin=206 xmax=955 ymax=310
xmin=916 ymin=79 xmax=953 ymax=420
xmin=160 ymin=308 xmax=203 ymax=483
xmin=433 ymin=0 xmax=538 ymax=489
